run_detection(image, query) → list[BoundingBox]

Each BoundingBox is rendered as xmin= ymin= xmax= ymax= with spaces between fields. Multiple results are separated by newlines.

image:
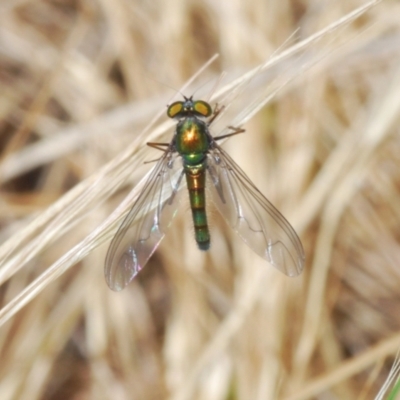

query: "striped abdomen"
xmin=184 ymin=164 xmax=210 ymax=250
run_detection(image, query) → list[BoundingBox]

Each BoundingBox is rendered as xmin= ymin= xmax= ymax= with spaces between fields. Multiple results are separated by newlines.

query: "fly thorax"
xmin=176 ymin=117 xmax=209 ymax=164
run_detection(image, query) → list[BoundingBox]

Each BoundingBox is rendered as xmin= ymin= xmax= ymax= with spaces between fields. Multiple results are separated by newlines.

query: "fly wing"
xmin=105 ymin=152 xmax=185 ymax=291
xmin=207 ymin=143 xmax=305 ymax=276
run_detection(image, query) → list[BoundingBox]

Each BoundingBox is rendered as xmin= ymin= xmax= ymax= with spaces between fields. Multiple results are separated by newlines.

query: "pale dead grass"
xmin=2 ymin=0 xmax=400 ymax=399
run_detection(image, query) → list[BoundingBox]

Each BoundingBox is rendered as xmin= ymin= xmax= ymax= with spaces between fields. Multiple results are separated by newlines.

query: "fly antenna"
xmin=142 ymin=53 xmax=220 ymax=105
xmin=189 ymin=72 xmax=226 ymax=102
xmin=205 ymin=72 xmax=226 ymax=102
xmin=142 ymin=74 xmax=186 ymax=99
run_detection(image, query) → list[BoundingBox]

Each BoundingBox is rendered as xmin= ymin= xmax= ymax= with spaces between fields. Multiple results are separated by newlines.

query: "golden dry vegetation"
xmin=1 ymin=0 xmax=400 ymax=399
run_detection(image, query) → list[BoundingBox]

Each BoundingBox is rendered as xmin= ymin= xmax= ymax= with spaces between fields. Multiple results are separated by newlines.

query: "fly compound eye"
xmin=193 ymin=100 xmax=212 ymax=117
xmin=167 ymin=101 xmax=184 ymax=118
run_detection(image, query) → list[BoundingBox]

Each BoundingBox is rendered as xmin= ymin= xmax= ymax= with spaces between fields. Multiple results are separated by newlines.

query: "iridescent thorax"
xmin=175 ymin=118 xmax=210 ymax=163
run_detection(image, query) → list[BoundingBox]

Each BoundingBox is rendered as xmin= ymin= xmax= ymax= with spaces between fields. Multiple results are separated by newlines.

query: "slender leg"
xmin=214 ymin=126 xmax=245 ymax=141
xmin=207 ymin=104 xmax=225 ymax=126
xmin=147 ymin=142 xmax=170 ymax=152
xmin=144 ymin=142 xmax=171 ymax=164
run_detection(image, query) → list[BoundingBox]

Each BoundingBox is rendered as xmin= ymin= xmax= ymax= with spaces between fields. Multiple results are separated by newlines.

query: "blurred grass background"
xmin=2 ymin=0 xmax=400 ymax=399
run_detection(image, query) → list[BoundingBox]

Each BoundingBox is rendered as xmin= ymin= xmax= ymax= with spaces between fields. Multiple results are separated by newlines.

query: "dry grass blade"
xmin=293 ymin=63 xmax=400 ymax=381
xmin=0 ymin=3 xmax=370 ymax=323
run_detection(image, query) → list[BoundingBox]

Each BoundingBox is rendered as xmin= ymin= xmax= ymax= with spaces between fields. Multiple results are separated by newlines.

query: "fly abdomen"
xmin=185 ymin=164 xmax=210 ymax=250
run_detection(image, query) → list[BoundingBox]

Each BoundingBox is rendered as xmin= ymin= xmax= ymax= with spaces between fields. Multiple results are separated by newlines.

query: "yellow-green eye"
xmin=167 ymin=98 xmax=212 ymax=119
xmin=193 ymin=100 xmax=212 ymax=117
xmin=167 ymin=102 xmax=184 ymax=118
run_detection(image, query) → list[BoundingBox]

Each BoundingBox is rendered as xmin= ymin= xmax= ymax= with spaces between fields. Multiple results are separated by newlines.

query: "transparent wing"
xmin=105 ymin=151 xmax=185 ymax=291
xmin=207 ymin=143 xmax=305 ymax=276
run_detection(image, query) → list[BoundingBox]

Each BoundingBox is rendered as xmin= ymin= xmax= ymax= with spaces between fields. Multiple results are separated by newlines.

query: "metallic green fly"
xmin=105 ymin=97 xmax=305 ymax=291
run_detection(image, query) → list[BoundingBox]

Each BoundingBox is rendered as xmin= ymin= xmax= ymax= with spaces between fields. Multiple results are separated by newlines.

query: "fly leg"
xmin=144 ymin=142 xmax=171 ymax=164
xmin=214 ymin=126 xmax=246 ymax=141
xmin=147 ymin=142 xmax=170 ymax=152
xmin=207 ymin=103 xmax=225 ymax=126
